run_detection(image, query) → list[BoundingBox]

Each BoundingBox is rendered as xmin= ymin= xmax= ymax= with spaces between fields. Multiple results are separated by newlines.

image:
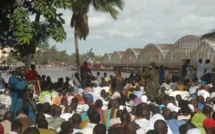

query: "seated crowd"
xmin=0 ymin=68 xmax=215 ymax=134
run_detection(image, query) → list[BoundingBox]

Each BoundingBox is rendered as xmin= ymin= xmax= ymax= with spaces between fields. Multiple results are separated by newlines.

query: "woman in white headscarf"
xmin=148 ymin=113 xmax=173 ymax=134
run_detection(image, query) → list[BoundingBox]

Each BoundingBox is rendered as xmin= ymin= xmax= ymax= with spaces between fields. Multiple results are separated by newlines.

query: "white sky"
xmin=51 ymin=0 xmax=215 ymax=56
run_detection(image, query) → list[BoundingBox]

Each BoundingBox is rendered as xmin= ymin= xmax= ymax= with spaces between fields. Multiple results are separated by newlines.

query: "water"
xmin=1 ymin=69 xmax=130 ymax=83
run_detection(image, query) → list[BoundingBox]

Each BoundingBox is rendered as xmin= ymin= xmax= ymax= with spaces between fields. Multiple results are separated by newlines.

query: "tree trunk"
xmin=25 ymin=53 xmax=33 ymax=71
xmin=75 ymin=30 xmax=81 ymax=80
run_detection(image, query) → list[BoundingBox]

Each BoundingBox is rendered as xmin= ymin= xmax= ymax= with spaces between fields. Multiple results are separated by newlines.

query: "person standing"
xmin=143 ymin=62 xmax=159 ymax=101
xmin=182 ymin=59 xmax=191 ymax=81
xmin=25 ymin=64 xmax=40 ymax=96
xmin=196 ymin=58 xmax=204 ymax=83
xmin=204 ymin=59 xmax=214 ymax=75
xmin=9 ymin=62 xmax=35 ymax=118
xmin=80 ymin=61 xmax=93 ymax=88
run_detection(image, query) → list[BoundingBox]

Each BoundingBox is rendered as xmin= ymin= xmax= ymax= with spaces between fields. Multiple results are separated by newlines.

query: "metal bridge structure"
xmin=101 ymin=35 xmax=215 ymax=69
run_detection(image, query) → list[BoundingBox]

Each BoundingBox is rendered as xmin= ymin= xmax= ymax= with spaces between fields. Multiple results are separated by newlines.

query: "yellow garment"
xmin=80 ymin=119 xmax=104 ymax=129
xmin=39 ymin=128 xmax=57 ymax=134
xmin=176 ymin=84 xmax=188 ymax=91
xmin=140 ymin=74 xmax=146 ymax=86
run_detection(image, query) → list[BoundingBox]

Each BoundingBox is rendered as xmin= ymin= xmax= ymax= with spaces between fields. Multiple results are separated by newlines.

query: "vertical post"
xmin=127 ymin=61 xmax=128 ymax=72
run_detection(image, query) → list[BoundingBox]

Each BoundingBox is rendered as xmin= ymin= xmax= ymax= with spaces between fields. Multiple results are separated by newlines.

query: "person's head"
xmin=108 ymin=127 xmax=123 ymax=134
xmin=100 ymin=90 xmax=106 ymax=98
xmin=97 ymin=72 xmax=100 ymax=76
xmin=179 ymin=122 xmax=196 ymax=134
xmin=43 ymin=102 xmax=51 ymax=113
xmin=162 ymin=109 xmax=171 ymax=120
xmin=64 ymin=105 xmax=73 ymax=113
xmin=120 ymin=112 xmax=131 ymax=124
xmin=203 ymin=105 xmax=213 ymax=118
xmin=93 ymin=124 xmax=106 ymax=134
xmin=84 ymin=97 xmax=91 ymax=105
xmin=199 ymin=58 xmax=202 ymax=64
xmin=116 ymin=110 xmax=123 ymax=118
xmin=36 ymin=113 xmax=45 ymax=124
xmin=197 ymin=95 xmax=204 ymax=104
xmin=61 ymin=121 xmax=73 ymax=134
xmin=38 ymin=119 xmax=48 ymax=129
xmin=175 ymin=95 xmax=182 ymax=102
xmin=30 ymin=64 xmax=36 ymax=70
xmin=11 ymin=120 xmax=23 ymax=134
xmin=4 ymin=111 xmax=14 ymax=122
xmin=104 ymin=72 xmax=107 ymax=77
xmin=162 ymin=97 xmax=169 ymax=106
xmin=95 ymin=99 xmax=103 ymax=109
xmin=16 ymin=109 xmax=26 ymax=117
xmin=190 ymin=99 xmax=198 ymax=108
xmin=61 ymin=99 xmax=68 ymax=107
xmin=149 ymin=62 xmax=156 ymax=69
xmin=15 ymin=62 xmax=26 ymax=77
xmin=53 ymin=106 xmax=62 ymax=117
xmin=84 ymin=61 xmax=88 ymax=65
xmin=206 ymin=97 xmax=212 ymax=104
xmin=123 ymin=122 xmax=139 ymax=134
xmin=36 ymin=103 xmax=44 ymax=113
xmin=70 ymin=113 xmax=82 ymax=126
xmin=169 ymin=111 xmax=178 ymax=119
xmin=160 ymin=87 xmax=166 ymax=93
xmin=154 ymin=120 xmax=168 ymax=134
xmin=23 ymin=127 xmax=39 ymax=134
xmin=89 ymin=111 xmax=100 ymax=124
xmin=114 ymin=70 xmax=121 ymax=76
xmin=206 ymin=59 xmax=210 ymax=64
xmin=140 ymin=108 xmax=151 ymax=120
xmin=146 ymin=130 xmax=159 ymax=134
xmin=169 ymin=96 xmax=176 ymax=105
xmin=72 ymin=97 xmax=79 ymax=105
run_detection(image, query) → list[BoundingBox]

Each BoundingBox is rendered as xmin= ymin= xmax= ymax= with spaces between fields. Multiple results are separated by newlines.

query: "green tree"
xmin=70 ymin=0 xmax=124 ymax=78
xmin=1 ymin=0 xmax=70 ymax=70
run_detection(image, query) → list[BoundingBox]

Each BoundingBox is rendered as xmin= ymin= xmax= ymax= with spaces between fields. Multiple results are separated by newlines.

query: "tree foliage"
xmin=31 ymin=45 xmax=102 ymax=65
xmin=70 ymin=0 xmax=124 ymax=40
xmin=0 ymin=0 xmax=71 ymax=69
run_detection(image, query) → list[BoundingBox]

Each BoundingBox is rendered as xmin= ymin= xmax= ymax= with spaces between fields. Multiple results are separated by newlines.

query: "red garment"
xmin=81 ymin=65 xmax=91 ymax=74
xmin=25 ymin=69 xmax=38 ymax=80
xmin=81 ymin=64 xmax=92 ymax=79
xmin=35 ymin=80 xmax=41 ymax=96
xmin=0 ymin=123 xmax=4 ymax=134
xmin=25 ymin=69 xmax=41 ymax=96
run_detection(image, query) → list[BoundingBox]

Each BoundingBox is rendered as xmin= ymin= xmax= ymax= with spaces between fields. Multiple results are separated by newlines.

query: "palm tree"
xmin=202 ymin=30 xmax=215 ymax=42
xmin=70 ymin=0 xmax=124 ymax=79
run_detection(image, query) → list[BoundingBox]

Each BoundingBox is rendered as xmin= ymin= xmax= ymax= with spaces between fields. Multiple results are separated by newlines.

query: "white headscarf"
xmin=148 ymin=114 xmax=173 ymax=134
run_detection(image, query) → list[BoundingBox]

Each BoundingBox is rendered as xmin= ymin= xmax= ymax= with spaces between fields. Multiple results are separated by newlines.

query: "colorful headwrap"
xmin=203 ymin=118 xmax=215 ymax=128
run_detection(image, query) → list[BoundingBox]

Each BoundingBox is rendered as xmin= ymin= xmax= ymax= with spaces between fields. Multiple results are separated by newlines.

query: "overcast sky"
xmin=51 ymin=0 xmax=215 ymax=56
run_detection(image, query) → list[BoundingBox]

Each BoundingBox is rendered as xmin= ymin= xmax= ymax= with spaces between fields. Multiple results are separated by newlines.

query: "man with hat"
xmin=9 ymin=62 xmax=36 ymax=118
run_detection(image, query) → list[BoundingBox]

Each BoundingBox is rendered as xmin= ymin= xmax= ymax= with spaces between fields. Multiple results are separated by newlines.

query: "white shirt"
xmin=136 ymin=127 xmax=147 ymax=134
xmin=167 ymin=103 xmax=180 ymax=112
xmin=196 ymin=61 xmax=205 ymax=78
xmin=135 ymin=118 xmax=149 ymax=128
xmin=60 ymin=113 xmax=73 ymax=121
xmin=79 ymin=123 xmax=97 ymax=134
xmin=110 ymin=118 xmax=121 ymax=127
xmin=205 ymin=63 xmax=214 ymax=74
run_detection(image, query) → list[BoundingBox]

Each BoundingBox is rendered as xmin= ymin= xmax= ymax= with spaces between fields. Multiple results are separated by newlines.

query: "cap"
xmin=15 ymin=62 xmax=26 ymax=68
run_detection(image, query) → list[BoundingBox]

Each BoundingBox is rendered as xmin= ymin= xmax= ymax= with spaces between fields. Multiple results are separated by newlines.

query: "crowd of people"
xmin=0 ymin=59 xmax=215 ymax=134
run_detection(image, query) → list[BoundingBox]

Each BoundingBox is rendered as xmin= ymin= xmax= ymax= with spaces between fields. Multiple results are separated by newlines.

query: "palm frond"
xmin=92 ymin=0 xmax=123 ymax=20
xmin=202 ymin=30 xmax=215 ymax=42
